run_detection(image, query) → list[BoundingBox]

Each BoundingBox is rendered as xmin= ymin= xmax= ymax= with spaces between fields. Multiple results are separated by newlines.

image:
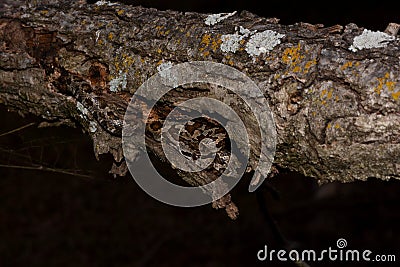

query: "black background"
xmin=1 ymin=1 xmax=399 ymax=266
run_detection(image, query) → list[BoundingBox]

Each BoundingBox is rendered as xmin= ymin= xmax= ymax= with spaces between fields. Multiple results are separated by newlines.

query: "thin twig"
xmin=256 ymin=188 xmax=288 ymax=245
xmin=0 ymin=122 xmax=36 ymax=137
xmin=257 ymin=186 xmax=311 ymax=267
xmin=0 ymin=164 xmax=93 ymax=179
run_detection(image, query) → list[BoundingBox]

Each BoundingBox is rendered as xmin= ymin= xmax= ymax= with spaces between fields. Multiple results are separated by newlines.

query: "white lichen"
xmin=245 ymin=30 xmax=285 ymax=58
xmin=220 ymin=26 xmax=283 ymax=57
xmin=238 ymin=26 xmax=256 ymax=36
xmin=109 ymin=71 xmax=127 ymax=92
xmin=95 ymin=30 xmax=101 ymax=42
xmin=205 ymin=11 xmax=237 ymax=26
xmin=157 ymin=62 xmax=174 ymax=82
xmin=220 ymin=33 xmax=245 ymax=53
xmin=157 ymin=61 xmax=173 ymax=74
xmin=95 ymin=0 xmax=118 ymax=6
xmin=157 ymin=62 xmax=178 ymax=87
xmin=220 ymin=26 xmax=256 ymax=53
xmin=349 ymin=29 xmax=395 ymax=52
xmin=76 ymin=101 xmax=89 ymax=119
xmin=89 ymin=121 xmax=97 ymax=133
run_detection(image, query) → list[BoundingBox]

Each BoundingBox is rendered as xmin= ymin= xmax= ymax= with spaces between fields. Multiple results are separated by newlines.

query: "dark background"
xmin=1 ymin=1 xmax=399 ymax=266
xmin=93 ymin=0 xmax=399 ymax=31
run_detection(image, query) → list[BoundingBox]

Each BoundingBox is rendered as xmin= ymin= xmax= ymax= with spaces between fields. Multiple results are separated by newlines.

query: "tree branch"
xmin=1 ymin=0 xmax=400 ymax=218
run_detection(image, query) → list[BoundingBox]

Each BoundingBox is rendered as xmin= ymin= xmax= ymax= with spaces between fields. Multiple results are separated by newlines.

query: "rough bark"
xmin=1 ymin=0 xmax=400 ymax=218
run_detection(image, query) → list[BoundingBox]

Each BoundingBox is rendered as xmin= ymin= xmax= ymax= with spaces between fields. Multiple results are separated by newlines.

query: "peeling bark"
xmin=1 ymin=0 xmax=400 ymax=218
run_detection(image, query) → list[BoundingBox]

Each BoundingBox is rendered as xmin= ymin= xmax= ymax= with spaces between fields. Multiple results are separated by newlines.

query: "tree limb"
xmin=1 ymin=0 xmax=400 ymax=218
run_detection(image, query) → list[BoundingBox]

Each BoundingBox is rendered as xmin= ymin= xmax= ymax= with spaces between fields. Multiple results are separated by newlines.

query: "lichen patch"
xmin=157 ymin=61 xmax=173 ymax=74
xmin=109 ymin=71 xmax=127 ymax=92
xmin=205 ymin=11 xmax=237 ymax=26
xmin=349 ymin=29 xmax=395 ymax=52
xmin=373 ymin=72 xmax=399 ymax=100
xmin=220 ymin=33 xmax=245 ymax=53
xmin=95 ymin=0 xmax=118 ymax=6
xmin=76 ymin=101 xmax=89 ymax=119
xmin=220 ymin=26 xmax=284 ymax=58
xmin=89 ymin=121 xmax=98 ymax=133
xmin=245 ymin=30 xmax=285 ymax=58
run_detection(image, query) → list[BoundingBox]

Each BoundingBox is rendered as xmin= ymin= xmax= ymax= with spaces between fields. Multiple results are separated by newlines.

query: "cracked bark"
xmin=1 ymin=0 xmax=400 ymax=219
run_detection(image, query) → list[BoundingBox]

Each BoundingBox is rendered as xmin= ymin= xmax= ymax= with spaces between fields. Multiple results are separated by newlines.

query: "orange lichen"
xmin=114 ymin=53 xmax=135 ymax=74
xmin=134 ymin=70 xmax=141 ymax=81
xmin=282 ymin=43 xmax=316 ymax=75
xmin=327 ymin=89 xmax=333 ymax=99
xmin=211 ymin=34 xmax=222 ymax=52
xmin=199 ymin=33 xmax=222 ymax=55
xmin=341 ymin=61 xmax=361 ymax=71
xmin=318 ymin=88 xmax=335 ymax=105
xmin=122 ymin=54 xmax=134 ymax=67
xmin=292 ymin=66 xmax=301 ymax=73
xmin=199 ymin=33 xmax=211 ymax=52
xmin=282 ymin=43 xmax=303 ymax=66
xmin=375 ymin=80 xmax=384 ymax=95
xmin=304 ymin=59 xmax=316 ymax=73
xmin=155 ymin=26 xmax=170 ymax=36
xmin=392 ymin=91 xmax=400 ymax=100
xmin=341 ymin=61 xmax=353 ymax=70
xmin=374 ymin=72 xmax=397 ymax=97
xmin=386 ymin=80 xmax=396 ymax=92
